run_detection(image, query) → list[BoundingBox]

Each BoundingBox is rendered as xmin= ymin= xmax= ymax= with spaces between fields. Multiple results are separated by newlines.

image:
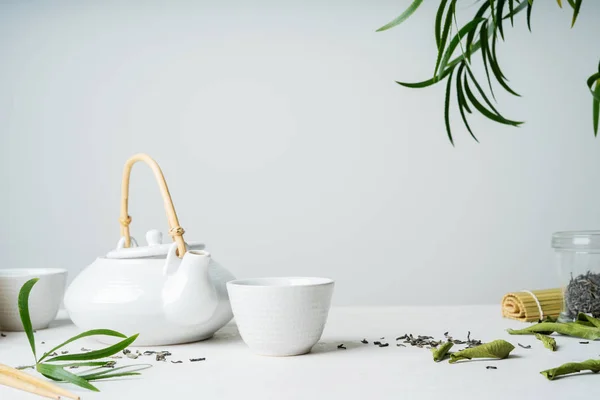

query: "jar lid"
xmin=551 ymin=231 xmax=600 ymax=251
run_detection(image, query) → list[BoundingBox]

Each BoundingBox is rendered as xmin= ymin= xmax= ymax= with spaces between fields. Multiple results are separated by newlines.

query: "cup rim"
xmin=227 ymin=276 xmax=334 ymax=288
xmin=0 ymin=268 xmax=68 ymax=277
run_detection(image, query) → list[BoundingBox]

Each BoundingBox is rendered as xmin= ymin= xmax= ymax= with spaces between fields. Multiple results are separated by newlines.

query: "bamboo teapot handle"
xmin=119 ymin=153 xmax=186 ymax=258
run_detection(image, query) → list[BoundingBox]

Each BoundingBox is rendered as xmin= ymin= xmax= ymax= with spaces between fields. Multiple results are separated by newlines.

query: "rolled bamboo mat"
xmin=501 ymin=288 xmax=564 ymax=322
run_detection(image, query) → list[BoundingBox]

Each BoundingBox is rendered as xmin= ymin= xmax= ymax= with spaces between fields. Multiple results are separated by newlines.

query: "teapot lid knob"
xmin=146 ymin=230 xmax=163 ymax=246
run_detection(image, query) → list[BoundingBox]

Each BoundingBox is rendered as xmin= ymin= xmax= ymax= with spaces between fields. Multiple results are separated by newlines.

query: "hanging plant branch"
xmin=377 ymin=0 xmax=598 ymax=144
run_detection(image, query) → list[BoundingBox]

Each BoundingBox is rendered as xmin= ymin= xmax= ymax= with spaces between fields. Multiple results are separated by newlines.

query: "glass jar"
xmin=552 ymin=231 xmax=600 ymax=321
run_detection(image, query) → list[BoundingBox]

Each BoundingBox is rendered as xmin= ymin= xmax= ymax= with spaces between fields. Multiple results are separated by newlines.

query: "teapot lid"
xmin=105 ymin=229 xmax=205 ymax=259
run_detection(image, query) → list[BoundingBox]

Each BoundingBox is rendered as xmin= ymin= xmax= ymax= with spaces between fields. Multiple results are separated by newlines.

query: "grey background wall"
xmin=1 ymin=0 xmax=599 ymax=305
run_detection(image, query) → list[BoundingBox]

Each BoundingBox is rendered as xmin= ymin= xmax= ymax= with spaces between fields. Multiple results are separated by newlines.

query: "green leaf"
xmin=45 ymin=334 xmax=139 ymax=362
xmin=577 ymin=313 xmax=600 ymax=328
xmin=503 ymin=0 xmax=528 ymax=20
xmin=507 ymin=322 xmax=600 ymax=340
xmin=432 ymin=341 xmax=454 ymax=362
xmin=535 ymin=333 xmax=557 ymax=351
xmin=51 ymin=361 xmax=112 ymax=368
xmin=457 ymin=64 xmax=479 ymax=142
xmin=527 ymin=0 xmax=533 ymax=31
xmin=587 ymin=72 xmax=600 ymax=101
xmin=464 ymin=68 xmax=523 ymax=126
xmin=567 ymin=0 xmax=576 ymax=9
xmin=508 ymin=0 xmax=515 ymax=26
xmin=437 ymin=18 xmax=485 ymax=79
xmin=396 ymin=66 xmax=453 ymax=88
xmin=593 ymin=82 xmax=599 ymax=136
xmin=449 ymin=340 xmax=515 ymax=363
xmin=480 ymin=23 xmax=496 ymax=100
xmin=376 ymin=0 xmax=424 ymax=32
xmin=571 ymin=0 xmax=582 ymax=27
xmin=435 ymin=0 xmax=450 ymax=49
xmin=466 ymin=2 xmax=491 ymax=61
xmin=18 ymin=278 xmax=39 ymax=363
xmin=489 ymin=0 xmax=497 ymax=26
xmin=541 ymin=359 xmax=600 ymax=380
xmin=37 ymin=363 xmax=99 ymax=392
xmin=444 ymin=68 xmax=455 ymax=145
xmin=39 ymin=329 xmax=128 ymax=362
xmin=79 ymin=364 xmax=152 ymax=381
xmin=434 ymin=0 xmax=457 ymax=76
xmin=496 ymin=0 xmax=507 ymax=39
xmin=484 ymin=36 xmax=521 ymax=96
xmin=557 ymin=0 xmax=562 ymax=7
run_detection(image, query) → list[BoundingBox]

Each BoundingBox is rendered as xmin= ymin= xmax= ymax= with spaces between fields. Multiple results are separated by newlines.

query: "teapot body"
xmin=64 ymin=255 xmax=235 ymax=345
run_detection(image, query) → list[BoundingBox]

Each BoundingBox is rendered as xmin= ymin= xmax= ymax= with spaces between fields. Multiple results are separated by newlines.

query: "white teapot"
xmin=64 ymin=154 xmax=235 ymax=345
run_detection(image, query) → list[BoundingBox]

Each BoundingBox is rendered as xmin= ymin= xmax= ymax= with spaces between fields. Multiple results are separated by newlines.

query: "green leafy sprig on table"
xmin=377 ymin=0 xmax=600 ymax=144
xmin=17 ymin=278 xmax=149 ymax=392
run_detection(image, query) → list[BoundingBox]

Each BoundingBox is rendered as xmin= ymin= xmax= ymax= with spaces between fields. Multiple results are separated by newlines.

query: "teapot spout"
xmin=162 ymin=250 xmax=219 ymax=326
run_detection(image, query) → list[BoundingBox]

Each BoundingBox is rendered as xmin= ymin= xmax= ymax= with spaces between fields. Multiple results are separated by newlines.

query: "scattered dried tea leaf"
xmin=397 ymin=344 xmax=406 ymax=347
xmin=379 ymin=343 xmax=389 ymax=347
xmin=507 ymin=322 xmax=600 ymax=340
xmin=373 ymin=341 xmax=381 ymax=345
xmin=431 ymin=341 xmax=453 ymax=362
xmin=337 ymin=344 xmax=346 ymax=350
xmin=190 ymin=358 xmax=205 ymax=362
xmin=143 ymin=351 xmax=156 ymax=356
xmin=171 ymin=361 xmax=183 ymax=364
xmin=486 ymin=366 xmax=497 ymax=370
xmin=61 ymin=351 xmax=69 ymax=355
xmin=449 ymin=340 xmax=514 ymax=364
xmin=580 ymin=341 xmax=590 ymax=345
xmin=0 ymin=333 xmax=6 ymax=337
xmin=81 ymin=347 xmax=91 ymax=352
xmin=361 ymin=339 xmax=368 ymax=344
xmin=123 ymin=349 xmax=131 ymax=355
xmin=535 ymin=334 xmax=557 ymax=351
xmin=41 ymin=341 xmax=45 ymax=344
xmin=540 ymin=359 xmax=600 ymax=380
xmin=126 ymin=353 xmax=139 ymax=359
xmin=155 ymin=351 xmax=172 ymax=362
xmin=518 ymin=343 xmax=531 ymax=349
xmin=105 ymin=361 xmax=116 ymax=368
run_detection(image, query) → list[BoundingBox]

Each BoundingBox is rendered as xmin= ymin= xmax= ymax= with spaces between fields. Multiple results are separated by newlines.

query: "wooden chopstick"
xmin=0 ymin=363 xmax=80 ymax=400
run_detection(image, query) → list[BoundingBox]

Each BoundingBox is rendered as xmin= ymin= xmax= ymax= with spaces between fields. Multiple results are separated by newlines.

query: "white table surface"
xmin=1 ymin=306 xmax=598 ymax=399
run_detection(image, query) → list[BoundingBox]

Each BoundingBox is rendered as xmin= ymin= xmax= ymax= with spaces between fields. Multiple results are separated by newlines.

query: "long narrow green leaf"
xmin=571 ymin=0 xmax=582 ymax=27
xmin=444 ymin=69 xmax=455 ymax=145
xmin=376 ymin=0 xmax=424 ymax=32
xmin=18 ymin=278 xmax=39 ymax=363
xmin=434 ymin=0 xmax=457 ymax=76
xmin=435 ymin=0 xmax=450 ymax=49
xmin=557 ymin=0 xmax=562 ymax=7
xmin=496 ymin=0 xmax=507 ymax=39
xmin=465 ymin=65 xmax=503 ymax=116
xmin=45 ymin=334 xmax=139 ymax=362
xmin=489 ymin=0 xmax=497 ymax=26
xmin=397 ymin=66 xmax=454 ymax=88
xmin=464 ymin=76 xmax=522 ymax=126
xmin=593 ymin=81 xmax=599 ymax=136
xmin=87 ymin=372 xmax=141 ymax=381
xmin=508 ymin=0 xmax=514 ymax=26
xmin=504 ymin=0 xmax=528 ymax=19
xmin=456 ymin=64 xmax=478 ymax=142
xmin=79 ymin=364 xmax=152 ymax=380
xmin=485 ymin=39 xmax=521 ymax=96
xmin=567 ymin=0 xmax=576 ymax=9
xmin=39 ymin=329 xmax=128 ymax=362
xmin=466 ymin=2 xmax=491 ymax=61
xmin=587 ymin=72 xmax=600 ymax=101
xmin=48 ymin=362 xmax=111 ymax=368
xmin=480 ymin=23 xmax=496 ymax=100
xmin=491 ymin=31 xmax=507 ymax=80
xmin=37 ymin=363 xmax=99 ymax=392
xmin=527 ymin=0 xmax=533 ymax=31
xmin=437 ymin=18 xmax=485 ymax=79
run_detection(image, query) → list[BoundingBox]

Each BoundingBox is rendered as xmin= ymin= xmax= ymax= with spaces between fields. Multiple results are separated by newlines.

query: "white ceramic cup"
xmin=0 ymin=269 xmax=67 ymax=331
xmin=227 ymin=277 xmax=334 ymax=356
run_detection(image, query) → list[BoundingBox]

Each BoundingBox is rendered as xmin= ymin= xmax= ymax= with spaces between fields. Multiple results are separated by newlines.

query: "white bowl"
xmin=227 ymin=277 xmax=334 ymax=356
xmin=0 ymin=269 xmax=67 ymax=331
